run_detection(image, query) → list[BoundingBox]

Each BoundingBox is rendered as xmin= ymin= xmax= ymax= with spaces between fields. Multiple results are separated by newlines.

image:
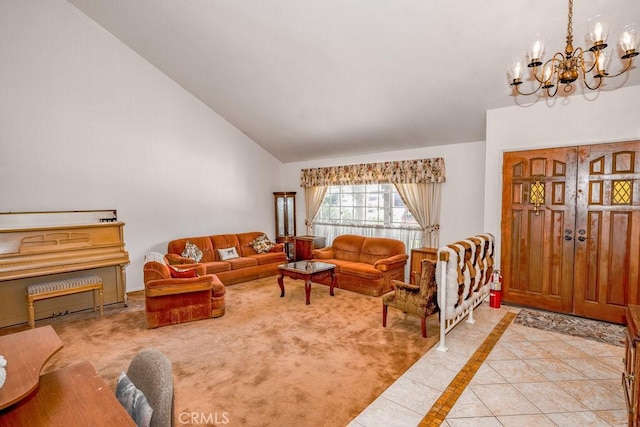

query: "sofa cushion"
xmin=168 ymin=237 xmax=213 ymax=261
xmin=227 ymin=257 xmax=258 ymax=270
xmin=311 ymin=258 xmax=355 ymax=272
xmin=237 ymin=232 xmax=267 ymax=256
xmin=359 ymin=237 xmax=407 ymax=265
xmin=217 ymin=247 xmax=239 ymax=260
xmin=210 ymin=234 xmax=240 ymax=256
xmin=339 ymin=262 xmax=384 ymax=280
xmin=201 ymin=261 xmax=232 ymax=274
xmin=248 ymin=252 xmax=287 ymax=265
xmin=331 ymin=235 xmax=366 ymax=262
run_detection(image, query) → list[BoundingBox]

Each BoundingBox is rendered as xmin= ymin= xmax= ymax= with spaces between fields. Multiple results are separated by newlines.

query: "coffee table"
xmin=278 ymin=261 xmax=337 ymax=305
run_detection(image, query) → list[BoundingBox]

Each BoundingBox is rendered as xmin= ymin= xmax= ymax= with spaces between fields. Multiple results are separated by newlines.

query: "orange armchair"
xmin=143 ymin=253 xmax=226 ymax=329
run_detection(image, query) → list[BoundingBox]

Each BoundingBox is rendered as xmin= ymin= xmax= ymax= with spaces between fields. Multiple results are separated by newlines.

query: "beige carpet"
xmin=8 ymin=276 xmax=439 ymax=426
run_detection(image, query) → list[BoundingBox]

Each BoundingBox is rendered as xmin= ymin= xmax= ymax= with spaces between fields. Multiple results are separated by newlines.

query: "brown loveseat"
xmin=310 ymin=235 xmax=408 ymax=296
xmin=165 ymin=232 xmax=287 ymax=285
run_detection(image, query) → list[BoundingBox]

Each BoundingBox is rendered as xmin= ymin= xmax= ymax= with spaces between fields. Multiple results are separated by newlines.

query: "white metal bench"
xmin=26 ymin=275 xmax=103 ymax=328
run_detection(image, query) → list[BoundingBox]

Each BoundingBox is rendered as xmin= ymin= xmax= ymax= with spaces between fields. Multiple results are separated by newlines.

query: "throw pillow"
xmin=217 ymin=247 xmax=239 ymax=261
xmin=116 ymin=372 xmax=153 ymax=427
xmin=181 ymin=241 xmax=203 ymax=263
xmin=249 ymin=234 xmax=275 ymax=254
xmin=168 ymin=265 xmax=198 ymax=279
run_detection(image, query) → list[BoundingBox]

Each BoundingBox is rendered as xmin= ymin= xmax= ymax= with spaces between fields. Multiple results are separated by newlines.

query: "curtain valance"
xmin=299 ymin=158 xmax=445 ymax=187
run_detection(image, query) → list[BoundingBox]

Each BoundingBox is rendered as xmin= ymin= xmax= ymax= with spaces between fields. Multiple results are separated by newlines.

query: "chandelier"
xmin=509 ymin=0 xmax=638 ymax=97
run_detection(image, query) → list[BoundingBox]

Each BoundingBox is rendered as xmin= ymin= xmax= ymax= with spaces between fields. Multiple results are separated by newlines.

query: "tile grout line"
xmin=419 ymin=311 xmax=517 ymax=427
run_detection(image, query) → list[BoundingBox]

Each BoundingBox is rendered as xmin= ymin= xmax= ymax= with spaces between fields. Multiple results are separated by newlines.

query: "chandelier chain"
xmin=567 ymin=0 xmax=573 ymax=39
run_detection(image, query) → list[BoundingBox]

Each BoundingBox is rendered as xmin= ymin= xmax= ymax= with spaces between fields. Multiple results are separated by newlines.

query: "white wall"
xmin=484 ymin=85 xmax=640 ymax=268
xmin=0 ymin=0 xmax=283 ymax=291
xmin=282 ymin=140 xmax=487 ymax=248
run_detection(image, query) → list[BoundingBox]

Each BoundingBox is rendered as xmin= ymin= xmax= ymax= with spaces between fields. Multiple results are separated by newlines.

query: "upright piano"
xmin=0 ymin=221 xmax=129 ymax=328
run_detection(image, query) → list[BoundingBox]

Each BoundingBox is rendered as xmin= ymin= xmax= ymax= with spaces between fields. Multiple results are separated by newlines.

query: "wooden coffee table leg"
xmin=278 ymin=272 xmax=285 ymax=297
xmin=305 ymin=278 xmax=311 ymax=305
xmin=330 ymin=271 xmax=336 ymax=296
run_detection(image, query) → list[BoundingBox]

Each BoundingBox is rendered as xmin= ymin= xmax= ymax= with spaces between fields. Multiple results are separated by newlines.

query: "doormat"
xmin=513 ymin=308 xmax=625 ymax=347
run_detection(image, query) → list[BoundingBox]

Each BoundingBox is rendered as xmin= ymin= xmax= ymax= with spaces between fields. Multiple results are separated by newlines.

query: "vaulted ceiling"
xmin=68 ymin=0 xmax=640 ymax=163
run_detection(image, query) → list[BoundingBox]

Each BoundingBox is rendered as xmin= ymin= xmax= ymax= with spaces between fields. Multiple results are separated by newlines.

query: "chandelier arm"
xmin=602 ymin=58 xmax=635 ymax=79
xmin=576 ymin=48 xmax=596 ymax=74
xmin=514 ymin=80 xmax=544 ymax=96
xmin=576 ymin=52 xmax=600 ymax=90
xmin=545 ymin=84 xmax=559 ymax=97
xmin=582 ymin=74 xmax=603 ymax=90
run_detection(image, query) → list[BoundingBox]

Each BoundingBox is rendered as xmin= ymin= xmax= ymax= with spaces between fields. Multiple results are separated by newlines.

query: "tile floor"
xmin=349 ymin=301 xmax=628 ymax=427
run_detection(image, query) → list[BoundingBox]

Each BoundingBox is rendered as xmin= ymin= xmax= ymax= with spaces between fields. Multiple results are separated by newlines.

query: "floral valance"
xmin=300 ymin=158 xmax=445 ymax=187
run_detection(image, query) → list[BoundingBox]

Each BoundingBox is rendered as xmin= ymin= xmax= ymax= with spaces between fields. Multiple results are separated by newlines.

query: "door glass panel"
xmin=530 ymin=181 xmax=544 ymax=205
xmin=286 ymin=197 xmax=295 ymax=235
xmin=613 ymin=180 xmax=632 ymax=205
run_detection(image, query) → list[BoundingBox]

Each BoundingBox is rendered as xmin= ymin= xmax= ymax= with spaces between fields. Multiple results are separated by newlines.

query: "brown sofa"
xmin=310 ymin=235 xmax=408 ymax=296
xmin=165 ymin=232 xmax=287 ymax=285
xmin=143 ymin=253 xmax=226 ymax=329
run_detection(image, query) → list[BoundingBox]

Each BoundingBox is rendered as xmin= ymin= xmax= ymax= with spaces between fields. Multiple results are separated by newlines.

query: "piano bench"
xmin=26 ymin=275 xmax=104 ymax=328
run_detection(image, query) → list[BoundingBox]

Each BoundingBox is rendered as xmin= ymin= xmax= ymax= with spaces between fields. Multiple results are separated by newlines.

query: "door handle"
xmin=565 ymin=235 xmax=572 ymax=241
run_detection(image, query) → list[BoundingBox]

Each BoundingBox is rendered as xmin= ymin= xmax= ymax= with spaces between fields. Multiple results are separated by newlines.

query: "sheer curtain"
xmin=303 ymin=186 xmax=327 ymax=235
xmin=394 ymin=182 xmax=442 ymax=247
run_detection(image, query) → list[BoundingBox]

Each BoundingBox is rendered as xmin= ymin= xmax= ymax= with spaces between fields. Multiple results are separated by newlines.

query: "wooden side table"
xmin=409 ymin=247 xmax=438 ymax=284
xmin=293 ymin=235 xmax=327 ymax=261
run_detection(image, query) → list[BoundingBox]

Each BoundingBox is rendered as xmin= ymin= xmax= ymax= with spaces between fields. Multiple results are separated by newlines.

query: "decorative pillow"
xmin=217 ymin=247 xmax=239 ymax=261
xmin=181 ymin=241 xmax=203 ymax=263
xmin=168 ymin=265 xmax=198 ymax=278
xmin=249 ymin=235 xmax=275 ymax=254
xmin=116 ymin=372 xmax=153 ymax=427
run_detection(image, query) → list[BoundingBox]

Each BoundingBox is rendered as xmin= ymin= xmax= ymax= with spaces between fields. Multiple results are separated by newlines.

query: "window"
xmin=316 ymin=184 xmax=418 ymax=229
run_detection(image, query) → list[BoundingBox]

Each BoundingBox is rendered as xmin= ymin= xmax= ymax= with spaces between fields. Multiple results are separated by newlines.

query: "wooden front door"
xmin=501 ymin=141 xmax=640 ymax=324
xmin=573 ymin=142 xmax=640 ymax=323
xmin=501 ymin=147 xmax=578 ymax=314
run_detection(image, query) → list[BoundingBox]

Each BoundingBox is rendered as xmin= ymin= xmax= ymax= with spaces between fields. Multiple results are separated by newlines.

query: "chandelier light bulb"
xmin=528 ymin=35 xmax=545 ymax=66
xmin=596 ymin=50 xmax=610 ymax=76
xmin=510 ymin=59 xmax=524 ymax=81
xmin=588 ymin=14 xmax=610 ymax=48
xmin=620 ymin=24 xmax=639 ymax=54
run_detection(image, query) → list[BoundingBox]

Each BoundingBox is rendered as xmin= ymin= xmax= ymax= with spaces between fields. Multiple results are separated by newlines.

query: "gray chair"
xmin=126 ymin=349 xmax=175 ymax=427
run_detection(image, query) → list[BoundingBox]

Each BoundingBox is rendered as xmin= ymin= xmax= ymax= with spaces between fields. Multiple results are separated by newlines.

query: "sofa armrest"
xmin=312 ymin=247 xmax=334 ymax=259
xmin=374 ymin=254 xmax=409 ymax=271
xmin=269 ymin=243 xmax=285 ymax=253
xmin=145 ymin=275 xmax=214 ymax=297
xmin=165 ymin=253 xmax=196 ymax=265
xmin=391 ymin=280 xmax=420 ymax=293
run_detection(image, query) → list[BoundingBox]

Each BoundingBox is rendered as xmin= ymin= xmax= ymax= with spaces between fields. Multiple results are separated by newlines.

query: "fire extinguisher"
xmin=489 ymin=269 xmax=503 ymax=308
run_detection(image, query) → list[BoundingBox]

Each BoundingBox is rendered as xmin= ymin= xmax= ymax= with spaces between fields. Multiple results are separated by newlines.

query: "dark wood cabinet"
xmin=293 ymin=235 xmax=326 ymax=261
xmin=624 ymin=305 xmax=640 ymax=426
xmin=273 ymin=192 xmax=296 ymax=260
xmin=409 ymin=247 xmax=437 ymax=284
